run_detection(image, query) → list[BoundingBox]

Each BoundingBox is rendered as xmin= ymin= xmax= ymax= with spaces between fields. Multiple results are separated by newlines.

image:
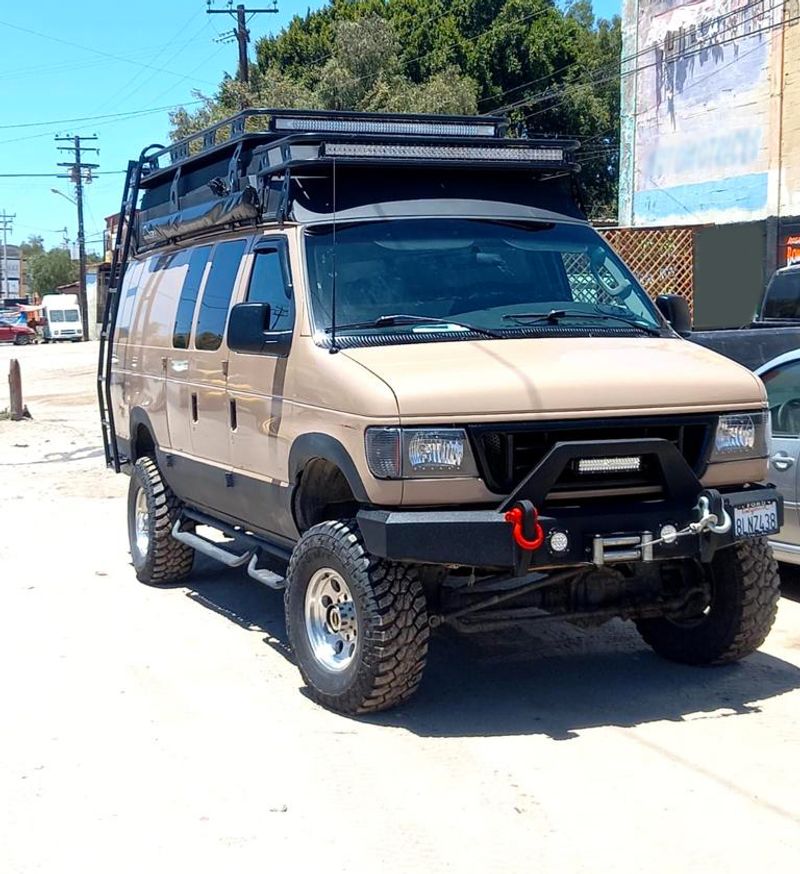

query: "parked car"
xmin=0 ymin=319 xmax=35 ymax=345
xmin=41 ymin=293 xmax=84 ymax=342
xmin=692 ymin=264 xmax=800 ymax=370
xmin=756 ymin=349 xmax=800 ymax=564
xmin=99 ymin=108 xmax=783 ymax=716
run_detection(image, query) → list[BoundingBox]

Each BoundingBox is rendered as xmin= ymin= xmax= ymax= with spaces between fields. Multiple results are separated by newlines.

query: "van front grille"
xmin=469 ymin=415 xmax=716 ymax=496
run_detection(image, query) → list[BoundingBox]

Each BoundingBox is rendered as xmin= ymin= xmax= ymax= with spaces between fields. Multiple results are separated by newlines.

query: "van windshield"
xmin=304 ymin=219 xmax=663 ymax=341
xmin=65 ymin=310 xmax=79 ymax=323
xmin=49 ymin=310 xmax=65 ymax=322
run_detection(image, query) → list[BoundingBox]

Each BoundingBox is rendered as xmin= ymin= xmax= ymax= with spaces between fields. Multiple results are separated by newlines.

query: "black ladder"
xmin=97 ymin=155 xmax=149 ymax=471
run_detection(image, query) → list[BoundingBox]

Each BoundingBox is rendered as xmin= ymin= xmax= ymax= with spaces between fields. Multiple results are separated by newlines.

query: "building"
xmin=0 ymin=243 xmax=23 ymax=298
xmin=619 ymin=0 xmax=800 ymax=327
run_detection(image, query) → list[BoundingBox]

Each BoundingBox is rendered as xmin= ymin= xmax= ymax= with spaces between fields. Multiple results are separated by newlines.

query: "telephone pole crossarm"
xmin=205 ymin=2 xmax=279 ymax=84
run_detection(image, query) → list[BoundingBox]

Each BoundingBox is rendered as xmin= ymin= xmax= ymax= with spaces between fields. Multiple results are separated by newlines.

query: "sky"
xmin=0 ymin=0 xmax=620 ymax=254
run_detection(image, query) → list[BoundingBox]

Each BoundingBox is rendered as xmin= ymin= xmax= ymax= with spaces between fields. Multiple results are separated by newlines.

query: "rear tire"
xmin=13 ymin=334 xmax=30 ymax=346
xmin=285 ymin=520 xmax=429 ymax=715
xmin=127 ymin=456 xmax=194 ymax=586
xmin=635 ymin=537 xmax=780 ymax=665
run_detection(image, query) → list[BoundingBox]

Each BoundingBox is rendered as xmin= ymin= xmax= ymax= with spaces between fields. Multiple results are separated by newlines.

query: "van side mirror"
xmin=656 ymin=294 xmax=692 ymax=337
xmin=227 ymin=302 xmax=292 ymax=357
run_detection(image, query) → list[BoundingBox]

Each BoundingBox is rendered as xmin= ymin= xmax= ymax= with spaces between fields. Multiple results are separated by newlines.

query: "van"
xmin=99 ymin=109 xmax=782 ymax=715
xmin=42 ymin=293 xmax=83 ymax=342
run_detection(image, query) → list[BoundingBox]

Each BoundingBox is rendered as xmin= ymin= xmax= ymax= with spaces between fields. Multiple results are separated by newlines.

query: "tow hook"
xmin=505 ymin=500 xmax=545 ymax=551
xmin=505 ymin=500 xmax=545 ymax=577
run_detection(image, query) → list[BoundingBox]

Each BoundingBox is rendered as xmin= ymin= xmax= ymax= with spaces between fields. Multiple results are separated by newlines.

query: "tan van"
xmin=99 ymin=109 xmax=782 ymax=715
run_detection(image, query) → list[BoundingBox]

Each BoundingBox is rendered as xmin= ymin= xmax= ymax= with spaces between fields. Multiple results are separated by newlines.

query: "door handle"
xmin=191 ymin=393 xmax=198 ymax=423
xmin=771 ymin=453 xmax=795 ymax=472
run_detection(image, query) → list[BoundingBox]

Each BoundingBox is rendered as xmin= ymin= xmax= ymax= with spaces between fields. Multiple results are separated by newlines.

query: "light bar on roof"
xmin=324 ymin=142 xmax=565 ymax=163
xmin=272 ymin=115 xmax=499 ymax=138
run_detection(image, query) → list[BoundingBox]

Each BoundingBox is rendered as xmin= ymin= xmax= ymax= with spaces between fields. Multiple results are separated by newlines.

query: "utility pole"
xmin=55 ymin=135 xmax=99 ymax=342
xmin=206 ymin=1 xmax=278 ymax=85
xmin=0 ymin=210 xmax=14 ymax=300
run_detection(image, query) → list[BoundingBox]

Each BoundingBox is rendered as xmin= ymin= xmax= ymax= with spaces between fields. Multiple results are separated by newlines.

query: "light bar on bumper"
xmin=709 ymin=413 xmax=769 ymax=463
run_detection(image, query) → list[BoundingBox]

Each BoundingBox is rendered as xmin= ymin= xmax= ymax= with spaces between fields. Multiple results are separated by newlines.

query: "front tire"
xmin=13 ymin=334 xmax=30 ymax=346
xmin=285 ymin=520 xmax=429 ymax=715
xmin=635 ymin=537 xmax=780 ymax=665
xmin=127 ymin=456 xmax=194 ymax=586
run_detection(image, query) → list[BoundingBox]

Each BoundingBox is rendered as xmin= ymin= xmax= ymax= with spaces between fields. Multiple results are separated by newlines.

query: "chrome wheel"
xmin=304 ymin=567 xmax=359 ymax=672
xmin=134 ymin=487 xmax=150 ymax=559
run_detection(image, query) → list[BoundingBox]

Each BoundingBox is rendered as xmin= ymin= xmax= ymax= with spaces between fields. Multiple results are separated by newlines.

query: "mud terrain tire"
xmin=635 ymin=537 xmax=780 ymax=665
xmin=127 ymin=456 xmax=194 ymax=586
xmin=285 ymin=520 xmax=429 ymax=715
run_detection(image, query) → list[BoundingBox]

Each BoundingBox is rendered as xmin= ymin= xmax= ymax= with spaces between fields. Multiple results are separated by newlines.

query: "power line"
xmin=0 ymin=17 xmax=220 ymax=88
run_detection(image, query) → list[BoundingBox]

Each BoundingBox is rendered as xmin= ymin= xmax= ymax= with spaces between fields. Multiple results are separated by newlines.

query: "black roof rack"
xmin=127 ymin=108 xmax=580 ymax=253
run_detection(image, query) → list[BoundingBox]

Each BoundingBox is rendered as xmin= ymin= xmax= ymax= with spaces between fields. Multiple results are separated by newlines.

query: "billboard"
xmin=624 ymin=0 xmax=782 ymax=226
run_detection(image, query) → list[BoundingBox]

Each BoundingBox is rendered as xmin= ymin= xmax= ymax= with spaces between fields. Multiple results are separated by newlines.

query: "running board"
xmin=171 ymin=520 xmax=253 ymax=568
xmin=246 ymin=555 xmax=285 ymax=590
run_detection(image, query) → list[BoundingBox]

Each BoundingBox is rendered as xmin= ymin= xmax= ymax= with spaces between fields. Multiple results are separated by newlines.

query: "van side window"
xmin=116 ymin=260 xmax=145 ymax=337
xmin=195 ymin=239 xmax=247 ymax=351
xmin=247 ymin=244 xmax=294 ymax=332
xmin=172 ymin=246 xmax=211 ymax=349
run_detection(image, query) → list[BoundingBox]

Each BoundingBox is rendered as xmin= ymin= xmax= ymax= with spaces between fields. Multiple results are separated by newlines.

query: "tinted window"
xmin=195 ymin=240 xmax=247 ymax=351
xmin=172 ymin=246 xmax=211 ymax=349
xmin=116 ymin=260 xmax=146 ymax=336
xmin=762 ymin=360 xmax=800 ymax=435
xmin=246 ymin=245 xmax=294 ymax=332
xmin=763 ymin=271 xmax=800 ymax=320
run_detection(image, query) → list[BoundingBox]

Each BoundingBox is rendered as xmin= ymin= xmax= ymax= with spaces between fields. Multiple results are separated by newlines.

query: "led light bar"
xmin=577 ymin=456 xmax=642 ymax=475
xmin=324 ymin=142 xmax=565 ymax=163
xmin=273 ymin=116 xmax=499 ymax=138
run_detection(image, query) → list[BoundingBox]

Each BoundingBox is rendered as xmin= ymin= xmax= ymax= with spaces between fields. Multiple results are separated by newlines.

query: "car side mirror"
xmin=227 ymin=302 xmax=292 ymax=357
xmin=656 ymin=294 xmax=692 ymax=337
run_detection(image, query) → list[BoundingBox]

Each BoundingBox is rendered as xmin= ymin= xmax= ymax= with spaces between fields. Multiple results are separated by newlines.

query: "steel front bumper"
xmin=356 ymin=438 xmax=782 ymax=570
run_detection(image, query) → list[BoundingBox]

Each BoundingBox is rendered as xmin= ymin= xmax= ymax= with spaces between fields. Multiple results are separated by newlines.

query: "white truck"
xmin=41 ymin=293 xmax=83 ymax=342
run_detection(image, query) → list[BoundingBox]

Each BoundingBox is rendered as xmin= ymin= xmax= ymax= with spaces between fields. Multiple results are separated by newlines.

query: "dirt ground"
xmin=1 ymin=340 xmax=799 ymax=874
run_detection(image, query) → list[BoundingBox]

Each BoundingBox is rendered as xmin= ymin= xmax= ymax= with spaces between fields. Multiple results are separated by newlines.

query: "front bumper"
xmin=356 ymin=438 xmax=782 ymax=570
xmin=357 ymin=485 xmax=783 ymax=569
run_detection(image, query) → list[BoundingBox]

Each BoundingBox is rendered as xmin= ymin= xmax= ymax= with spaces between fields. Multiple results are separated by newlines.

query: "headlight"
xmin=365 ymin=428 xmax=479 ymax=479
xmin=709 ymin=413 xmax=769 ymax=462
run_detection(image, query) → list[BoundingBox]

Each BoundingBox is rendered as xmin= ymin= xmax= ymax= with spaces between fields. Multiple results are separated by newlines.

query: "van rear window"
xmin=194 ymin=239 xmax=247 ymax=351
xmin=173 ymin=246 xmax=211 ymax=349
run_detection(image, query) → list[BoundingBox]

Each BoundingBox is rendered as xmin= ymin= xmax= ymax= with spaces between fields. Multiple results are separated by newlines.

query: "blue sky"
xmin=0 ymin=0 xmax=620 ymax=253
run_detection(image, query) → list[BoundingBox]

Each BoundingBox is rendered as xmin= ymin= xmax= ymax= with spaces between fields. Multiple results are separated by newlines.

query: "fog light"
xmin=577 ymin=456 xmax=641 ymax=474
xmin=549 ymin=531 xmax=569 ymax=553
xmin=659 ymin=524 xmax=678 ymax=545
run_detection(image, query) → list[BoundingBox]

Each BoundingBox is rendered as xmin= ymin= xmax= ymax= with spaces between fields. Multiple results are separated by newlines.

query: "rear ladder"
xmin=97 ymin=151 xmax=156 ymax=471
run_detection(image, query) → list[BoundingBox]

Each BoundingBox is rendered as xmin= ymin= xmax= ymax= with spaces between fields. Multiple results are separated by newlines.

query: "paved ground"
xmin=1 ymin=341 xmax=799 ymax=874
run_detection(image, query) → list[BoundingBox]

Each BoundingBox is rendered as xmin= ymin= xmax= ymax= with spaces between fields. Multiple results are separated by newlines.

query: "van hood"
xmin=342 ymin=336 xmax=766 ymax=421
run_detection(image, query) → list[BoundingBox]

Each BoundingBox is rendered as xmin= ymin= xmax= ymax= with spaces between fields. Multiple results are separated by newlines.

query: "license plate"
xmin=732 ymin=501 xmax=780 ymax=538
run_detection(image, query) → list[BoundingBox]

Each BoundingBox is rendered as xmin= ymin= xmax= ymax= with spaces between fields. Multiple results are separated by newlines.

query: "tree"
xmin=28 ymin=248 xmax=78 ymax=298
xmin=171 ymin=0 xmax=622 ymax=217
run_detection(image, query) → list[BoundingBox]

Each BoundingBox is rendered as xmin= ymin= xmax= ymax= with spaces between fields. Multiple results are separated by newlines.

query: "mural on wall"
xmin=630 ymin=0 xmax=781 ymax=226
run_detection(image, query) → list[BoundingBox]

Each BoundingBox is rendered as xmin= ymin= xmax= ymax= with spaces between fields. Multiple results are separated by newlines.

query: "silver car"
xmin=757 ymin=350 xmax=800 ymax=564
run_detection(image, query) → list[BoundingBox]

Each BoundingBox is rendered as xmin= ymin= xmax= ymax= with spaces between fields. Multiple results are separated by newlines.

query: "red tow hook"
xmin=505 ymin=502 xmax=545 ymax=551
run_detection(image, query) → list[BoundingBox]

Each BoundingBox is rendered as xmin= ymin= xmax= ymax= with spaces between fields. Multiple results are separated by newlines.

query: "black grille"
xmin=470 ymin=415 xmax=716 ymax=495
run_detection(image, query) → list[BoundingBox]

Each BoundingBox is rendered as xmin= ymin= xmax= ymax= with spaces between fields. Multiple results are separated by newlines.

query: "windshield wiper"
xmin=503 ymin=309 xmax=662 ymax=336
xmin=325 ymin=314 xmax=504 ymax=339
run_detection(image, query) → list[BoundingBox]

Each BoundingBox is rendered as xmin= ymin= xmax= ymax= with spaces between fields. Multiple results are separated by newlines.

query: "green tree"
xmin=28 ymin=248 xmax=78 ymax=297
xmin=171 ymin=0 xmax=622 ymax=216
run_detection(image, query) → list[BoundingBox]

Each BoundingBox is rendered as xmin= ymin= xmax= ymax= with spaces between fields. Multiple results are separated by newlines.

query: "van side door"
xmin=166 ymin=246 xmax=212 ymax=455
xmin=188 ymin=238 xmax=249 ymax=469
xmin=227 ymin=236 xmax=296 ymax=536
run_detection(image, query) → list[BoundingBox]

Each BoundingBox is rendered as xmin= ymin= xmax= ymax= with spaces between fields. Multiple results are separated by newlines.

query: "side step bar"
xmin=171 ymin=519 xmax=286 ymax=590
